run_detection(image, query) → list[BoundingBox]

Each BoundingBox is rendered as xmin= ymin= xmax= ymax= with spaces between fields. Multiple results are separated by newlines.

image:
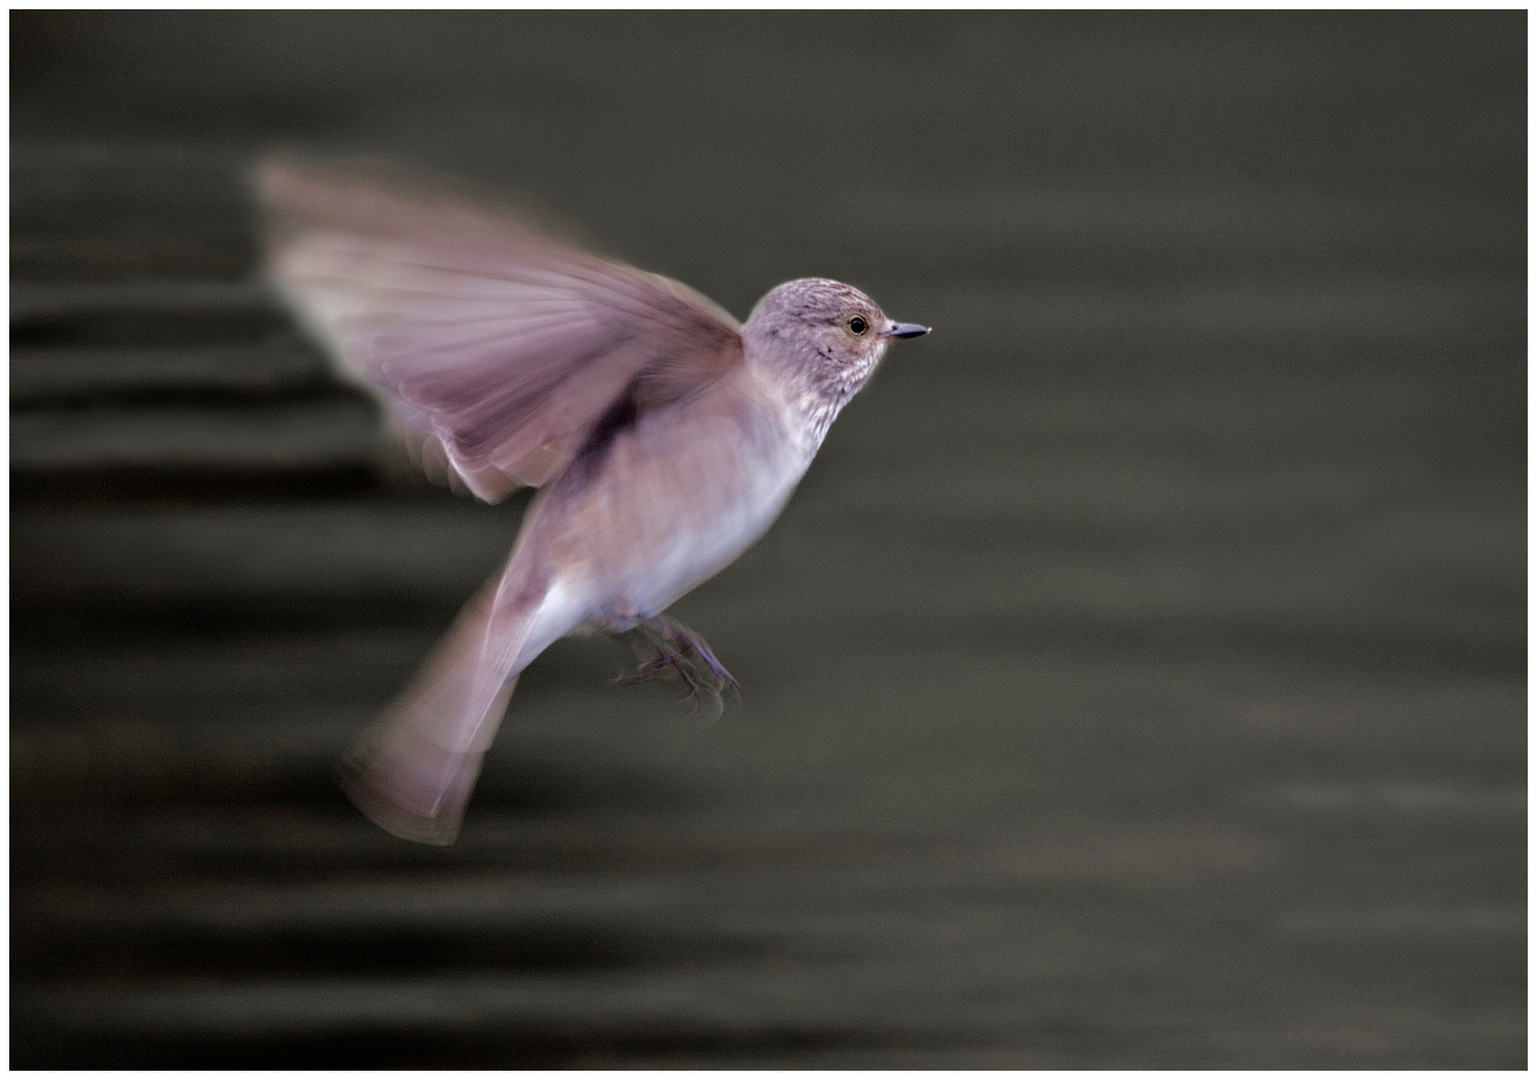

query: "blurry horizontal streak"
xmin=11 ymin=906 xmax=1204 ymax=1034
xmin=10 ymin=147 xmax=257 ymax=280
xmin=10 ymin=397 xmax=381 ymax=470
xmin=12 ymin=501 xmax=520 ymax=604
xmin=11 ymin=233 xmax=258 ymax=282
xmin=13 ymin=974 xmax=959 ymax=1052
xmin=1255 ymin=782 xmax=1525 ymax=817
xmin=852 ymin=361 xmax=1522 ymax=449
xmin=980 ymin=823 xmax=1270 ymax=886
xmin=10 ymin=343 xmax=330 ymax=402
xmin=911 ymin=278 xmax=1523 ymax=346
xmin=10 ymin=141 xmax=248 ymax=185
xmin=738 ymin=556 xmax=1522 ymax=674
xmin=11 ymin=714 xmax=365 ymax=781
xmin=1276 ymin=906 xmax=1525 ymax=938
xmin=24 ymin=875 xmax=670 ymax=931
xmin=813 ymin=460 xmax=1525 ymax=540
xmin=830 ymin=185 xmax=1523 ymax=257
xmin=10 ymin=142 xmax=244 ymax=167
xmin=1215 ymin=1003 xmax=1524 ymax=1070
xmin=1236 ymin=681 xmax=1525 ymax=747
xmin=729 ymin=652 xmax=1525 ymax=785
xmin=10 ymin=704 xmax=723 ymax=821
xmin=11 ymin=278 xmax=278 ymax=323
xmin=11 ymin=808 xmax=428 ymax=862
xmin=11 ymin=628 xmax=435 ymax=707
xmin=10 ymin=807 xmax=918 ymax=868
xmin=9 ymin=467 xmax=386 ymax=509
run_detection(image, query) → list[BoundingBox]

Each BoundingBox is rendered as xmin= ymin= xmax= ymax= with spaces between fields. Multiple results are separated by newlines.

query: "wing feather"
xmin=256 ymin=156 xmax=743 ymax=501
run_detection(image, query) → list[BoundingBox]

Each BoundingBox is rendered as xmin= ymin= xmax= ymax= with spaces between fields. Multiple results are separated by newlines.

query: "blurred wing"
xmin=256 ymin=156 xmax=744 ymax=501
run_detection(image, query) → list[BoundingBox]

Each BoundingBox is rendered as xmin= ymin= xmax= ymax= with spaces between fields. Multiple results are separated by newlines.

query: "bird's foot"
xmin=616 ymin=615 xmax=738 ymax=721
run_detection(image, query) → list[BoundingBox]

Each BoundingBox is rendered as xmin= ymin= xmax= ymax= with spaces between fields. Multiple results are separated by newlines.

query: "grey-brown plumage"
xmin=257 ymin=157 xmax=929 ymax=843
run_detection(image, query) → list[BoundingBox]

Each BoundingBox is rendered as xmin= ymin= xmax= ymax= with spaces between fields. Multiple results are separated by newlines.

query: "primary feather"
xmin=256 ymin=156 xmax=744 ymax=501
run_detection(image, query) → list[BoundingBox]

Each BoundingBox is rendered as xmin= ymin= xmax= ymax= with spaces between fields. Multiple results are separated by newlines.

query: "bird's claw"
xmin=616 ymin=616 xmax=739 ymax=719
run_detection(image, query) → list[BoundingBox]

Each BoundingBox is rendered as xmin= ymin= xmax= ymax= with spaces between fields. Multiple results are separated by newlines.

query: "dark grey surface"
xmin=10 ymin=11 xmax=1525 ymax=1068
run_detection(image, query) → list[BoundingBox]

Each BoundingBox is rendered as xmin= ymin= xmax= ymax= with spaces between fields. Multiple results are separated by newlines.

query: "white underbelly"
xmin=625 ymin=471 xmax=797 ymax=616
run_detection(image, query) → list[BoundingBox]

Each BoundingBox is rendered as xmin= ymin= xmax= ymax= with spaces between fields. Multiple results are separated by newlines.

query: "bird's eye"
xmin=848 ymin=316 xmax=868 ymax=335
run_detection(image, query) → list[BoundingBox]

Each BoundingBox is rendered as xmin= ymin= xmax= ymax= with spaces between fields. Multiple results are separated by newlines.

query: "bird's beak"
xmin=883 ymin=321 xmax=931 ymax=339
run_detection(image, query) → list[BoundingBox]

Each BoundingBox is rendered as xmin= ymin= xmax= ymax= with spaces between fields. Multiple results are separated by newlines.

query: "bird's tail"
xmin=339 ymin=562 xmax=547 ymax=845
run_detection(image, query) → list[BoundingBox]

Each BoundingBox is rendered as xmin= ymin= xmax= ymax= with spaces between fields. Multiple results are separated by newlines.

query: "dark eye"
xmin=848 ymin=316 xmax=868 ymax=335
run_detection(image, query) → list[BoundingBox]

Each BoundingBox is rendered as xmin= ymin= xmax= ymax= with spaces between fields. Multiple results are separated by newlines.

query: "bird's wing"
xmin=256 ymin=156 xmax=744 ymax=502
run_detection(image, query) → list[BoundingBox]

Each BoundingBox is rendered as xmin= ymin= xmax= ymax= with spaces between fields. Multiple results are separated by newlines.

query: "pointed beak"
xmin=883 ymin=321 xmax=931 ymax=339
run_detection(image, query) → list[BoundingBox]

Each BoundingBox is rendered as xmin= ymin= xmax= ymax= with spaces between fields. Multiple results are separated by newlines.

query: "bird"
xmin=255 ymin=156 xmax=929 ymax=844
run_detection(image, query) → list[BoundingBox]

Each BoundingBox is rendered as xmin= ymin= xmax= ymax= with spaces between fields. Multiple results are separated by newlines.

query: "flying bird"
xmin=257 ymin=157 xmax=929 ymax=844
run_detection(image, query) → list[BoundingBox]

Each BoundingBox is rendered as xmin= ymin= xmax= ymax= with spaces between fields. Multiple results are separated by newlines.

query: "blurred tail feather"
xmin=339 ymin=565 xmax=539 ymax=844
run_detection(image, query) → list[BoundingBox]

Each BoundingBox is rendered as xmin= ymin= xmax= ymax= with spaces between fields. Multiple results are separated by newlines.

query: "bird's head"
xmin=743 ymin=278 xmax=928 ymax=402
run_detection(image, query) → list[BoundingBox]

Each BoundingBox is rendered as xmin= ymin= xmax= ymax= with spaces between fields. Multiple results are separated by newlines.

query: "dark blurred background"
xmin=10 ymin=11 xmax=1525 ymax=1068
